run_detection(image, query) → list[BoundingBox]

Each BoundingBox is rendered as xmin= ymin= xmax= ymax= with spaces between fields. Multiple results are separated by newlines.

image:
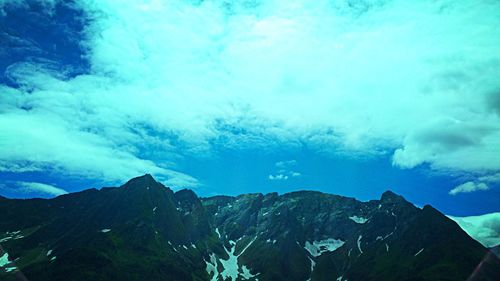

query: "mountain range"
xmin=0 ymin=174 xmax=499 ymax=281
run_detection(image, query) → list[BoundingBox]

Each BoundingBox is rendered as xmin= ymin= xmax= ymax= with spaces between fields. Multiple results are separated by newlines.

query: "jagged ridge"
xmin=0 ymin=174 xmax=498 ymax=281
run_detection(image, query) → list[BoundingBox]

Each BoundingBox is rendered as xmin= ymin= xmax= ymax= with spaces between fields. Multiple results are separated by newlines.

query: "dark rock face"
xmin=0 ymin=174 xmax=499 ymax=281
xmin=491 ymin=245 xmax=500 ymax=259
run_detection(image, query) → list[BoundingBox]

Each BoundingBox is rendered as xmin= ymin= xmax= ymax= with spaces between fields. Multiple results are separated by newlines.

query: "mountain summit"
xmin=0 ymin=175 xmax=498 ymax=281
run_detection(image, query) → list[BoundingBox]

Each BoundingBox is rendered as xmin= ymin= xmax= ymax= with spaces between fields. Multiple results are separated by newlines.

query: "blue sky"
xmin=0 ymin=0 xmax=499 ymax=217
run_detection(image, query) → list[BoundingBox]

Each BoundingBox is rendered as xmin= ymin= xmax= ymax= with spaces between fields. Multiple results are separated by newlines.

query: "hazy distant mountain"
xmin=0 ymin=174 xmax=499 ymax=281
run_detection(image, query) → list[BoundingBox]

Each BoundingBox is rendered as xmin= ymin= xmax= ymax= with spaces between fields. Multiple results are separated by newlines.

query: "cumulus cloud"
xmin=0 ymin=0 xmax=499 ymax=186
xmin=448 ymin=212 xmax=500 ymax=248
xmin=15 ymin=181 xmax=68 ymax=197
xmin=269 ymin=160 xmax=301 ymax=180
xmin=449 ymin=181 xmax=489 ymax=195
xmin=393 ymin=118 xmax=500 ymax=172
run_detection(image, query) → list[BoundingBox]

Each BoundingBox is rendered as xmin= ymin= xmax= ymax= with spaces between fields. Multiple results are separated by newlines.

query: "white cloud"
xmin=270 ymin=160 xmax=300 ymax=180
xmin=479 ymin=173 xmax=500 ymax=184
xmin=449 ymin=181 xmax=489 ymax=195
xmin=15 ymin=181 xmax=68 ymax=197
xmin=1 ymin=0 xmax=499 ymax=185
xmin=0 ymin=110 xmax=199 ymax=187
xmin=268 ymin=174 xmax=288 ymax=181
xmin=448 ymin=212 xmax=500 ymax=248
xmin=393 ymin=118 xmax=500 ymax=172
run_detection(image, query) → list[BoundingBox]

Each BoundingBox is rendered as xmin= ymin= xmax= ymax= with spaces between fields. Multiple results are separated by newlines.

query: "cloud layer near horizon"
xmin=448 ymin=212 xmax=500 ymax=248
xmin=1 ymin=0 xmax=499 ymax=188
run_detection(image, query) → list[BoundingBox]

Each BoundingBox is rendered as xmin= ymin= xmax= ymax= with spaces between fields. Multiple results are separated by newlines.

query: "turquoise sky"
xmin=0 ymin=0 xmax=499 ymax=217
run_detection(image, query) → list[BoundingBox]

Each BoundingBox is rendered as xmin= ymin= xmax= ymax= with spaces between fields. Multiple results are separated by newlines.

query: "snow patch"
xmin=47 ymin=250 xmax=53 ymax=256
xmin=215 ymin=228 xmax=221 ymax=238
xmin=349 ymin=216 xmax=368 ymax=224
xmin=5 ymin=266 xmax=16 ymax=272
xmin=220 ymin=243 xmax=240 ymax=280
xmin=205 ymin=253 xmax=219 ymax=281
xmin=241 ymin=265 xmax=258 ymax=280
xmin=383 ymin=231 xmax=394 ymax=240
xmin=0 ymin=230 xmax=24 ymax=242
xmin=100 ymin=229 xmax=111 ymax=233
xmin=153 ymin=206 xmax=157 ymax=212
xmin=219 ymin=236 xmax=259 ymax=281
xmin=308 ymin=256 xmax=315 ymax=276
xmin=385 ymin=243 xmax=389 ymax=252
xmin=0 ymin=251 xmax=18 ymax=273
xmin=414 ymin=248 xmax=424 ymax=256
xmin=357 ymin=235 xmax=363 ymax=254
xmin=304 ymin=238 xmax=345 ymax=257
xmin=0 ymin=252 xmax=10 ymax=267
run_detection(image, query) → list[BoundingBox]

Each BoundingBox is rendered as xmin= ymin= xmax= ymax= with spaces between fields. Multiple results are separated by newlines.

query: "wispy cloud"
xmin=275 ymin=160 xmax=297 ymax=169
xmin=449 ymin=182 xmax=490 ymax=195
xmin=0 ymin=111 xmax=199 ymax=188
xmin=0 ymin=0 xmax=499 ymax=187
xmin=15 ymin=181 xmax=68 ymax=197
xmin=479 ymin=173 xmax=500 ymax=184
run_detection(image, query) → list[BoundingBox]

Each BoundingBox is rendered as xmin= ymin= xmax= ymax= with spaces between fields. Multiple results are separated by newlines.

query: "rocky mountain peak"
xmin=122 ymin=173 xmax=157 ymax=188
xmin=174 ymin=189 xmax=199 ymax=203
xmin=380 ymin=190 xmax=406 ymax=203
